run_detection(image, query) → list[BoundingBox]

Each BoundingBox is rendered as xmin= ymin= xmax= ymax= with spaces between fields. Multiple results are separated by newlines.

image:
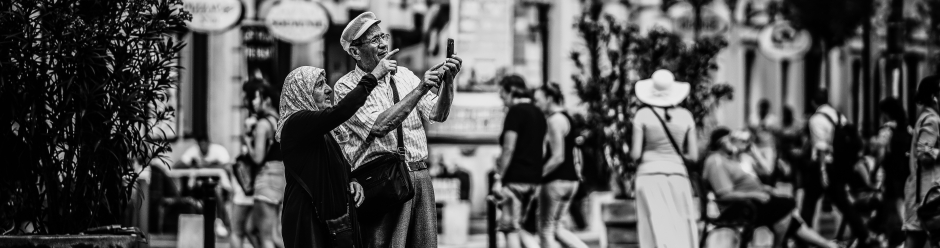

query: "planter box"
xmin=0 ymin=234 xmax=146 ymax=248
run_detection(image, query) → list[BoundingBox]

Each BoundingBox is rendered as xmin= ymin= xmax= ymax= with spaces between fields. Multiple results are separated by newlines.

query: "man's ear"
xmin=349 ymin=47 xmax=361 ymax=61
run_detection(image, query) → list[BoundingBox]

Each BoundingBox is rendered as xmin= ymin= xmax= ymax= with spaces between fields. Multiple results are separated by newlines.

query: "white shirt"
xmin=180 ymin=144 xmax=231 ymax=167
xmin=333 ymin=66 xmax=446 ymax=169
xmin=808 ymin=104 xmax=844 ymax=161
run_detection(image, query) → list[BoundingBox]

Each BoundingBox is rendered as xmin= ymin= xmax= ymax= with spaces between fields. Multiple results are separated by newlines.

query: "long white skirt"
xmin=636 ymin=173 xmax=699 ymax=248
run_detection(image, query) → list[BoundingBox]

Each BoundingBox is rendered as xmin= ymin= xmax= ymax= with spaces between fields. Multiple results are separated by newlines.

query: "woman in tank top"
xmin=534 ymin=83 xmax=588 ymax=248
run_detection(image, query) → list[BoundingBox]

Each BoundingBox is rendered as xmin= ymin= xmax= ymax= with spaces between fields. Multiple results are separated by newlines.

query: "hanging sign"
xmin=182 ymin=0 xmax=244 ymax=33
xmin=757 ymin=21 xmax=811 ymax=61
xmin=667 ymin=1 xmax=731 ymax=39
xmin=346 ymin=0 xmax=370 ymax=10
xmin=265 ymin=0 xmax=330 ymax=43
xmin=242 ymin=23 xmax=275 ymax=62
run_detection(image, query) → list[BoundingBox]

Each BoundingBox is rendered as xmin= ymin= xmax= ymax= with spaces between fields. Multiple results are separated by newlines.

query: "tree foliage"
xmin=0 ymin=0 xmax=190 ymax=234
xmin=571 ymin=8 xmax=733 ymax=176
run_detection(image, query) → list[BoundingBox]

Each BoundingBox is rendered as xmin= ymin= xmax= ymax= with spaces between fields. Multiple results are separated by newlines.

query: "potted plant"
xmin=0 ymin=0 xmax=190 ymax=246
xmin=571 ymin=1 xmax=733 ymax=247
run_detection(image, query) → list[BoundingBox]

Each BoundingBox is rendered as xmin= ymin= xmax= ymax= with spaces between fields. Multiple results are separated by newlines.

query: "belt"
xmin=407 ymin=161 xmax=427 ymax=172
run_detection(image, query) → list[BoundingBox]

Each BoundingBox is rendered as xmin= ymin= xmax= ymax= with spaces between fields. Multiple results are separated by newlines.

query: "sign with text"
xmin=182 ymin=0 xmax=243 ymax=33
xmin=668 ymin=1 xmax=731 ymax=39
xmin=427 ymin=93 xmax=504 ymax=142
xmin=265 ymin=0 xmax=330 ymax=43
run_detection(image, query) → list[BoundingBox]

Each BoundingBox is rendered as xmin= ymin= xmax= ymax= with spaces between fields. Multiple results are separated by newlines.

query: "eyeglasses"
xmin=352 ymin=33 xmax=390 ymax=46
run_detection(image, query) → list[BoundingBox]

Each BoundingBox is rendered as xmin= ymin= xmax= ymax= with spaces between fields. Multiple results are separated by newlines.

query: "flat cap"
xmin=341 ymin=12 xmax=381 ymax=54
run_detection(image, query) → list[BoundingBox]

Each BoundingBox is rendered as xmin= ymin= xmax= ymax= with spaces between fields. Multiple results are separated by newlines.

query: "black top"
xmin=543 ymin=112 xmax=580 ymax=182
xmin=500 ymin=102 xmax=547 ymax=184
xmin=280 ymin=74 xmax=377 ymax=248
xmin=261 ymin=115 xmax=282 ymax=162
xmin=883 ymin=123 xmax=911 ymax=199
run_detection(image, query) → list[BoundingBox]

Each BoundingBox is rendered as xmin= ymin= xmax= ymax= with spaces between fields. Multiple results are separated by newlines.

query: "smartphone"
xmin=443 ymin=39 xmax=455 ymax=81
xmin=447 ymin=38 xmax=455 ymax=58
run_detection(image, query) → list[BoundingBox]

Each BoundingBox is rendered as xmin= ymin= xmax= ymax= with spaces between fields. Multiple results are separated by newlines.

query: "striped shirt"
xmin=332 ymin=66 xmax=443 ymax=170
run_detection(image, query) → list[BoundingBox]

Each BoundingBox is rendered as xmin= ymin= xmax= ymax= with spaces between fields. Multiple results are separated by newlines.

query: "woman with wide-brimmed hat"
xmin=629 ymin=69 xmax=700 ymax=248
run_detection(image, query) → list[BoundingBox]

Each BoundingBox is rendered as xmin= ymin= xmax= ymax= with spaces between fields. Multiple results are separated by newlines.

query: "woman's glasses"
xmin=352 ymin=33 xmax=390 ymax=46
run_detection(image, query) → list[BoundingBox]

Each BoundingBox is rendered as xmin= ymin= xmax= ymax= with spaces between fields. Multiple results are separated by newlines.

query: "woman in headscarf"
xmin=278 ymin=62 xmax=393 ymax=247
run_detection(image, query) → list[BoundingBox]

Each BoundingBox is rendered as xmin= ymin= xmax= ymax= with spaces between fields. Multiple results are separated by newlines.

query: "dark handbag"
xmin=233 ymin=154 xmax=260 ymax=195
xmin=350 ymin=77 xmax=416 ymax=221
xmin=648 ymin=106 xmax=702 ymax=196
xmin=285 ymin=168 xmax=362 ymax=248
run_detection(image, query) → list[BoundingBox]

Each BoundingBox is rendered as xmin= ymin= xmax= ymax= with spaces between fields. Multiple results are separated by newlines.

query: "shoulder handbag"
xmin=285 ymin=168 xmax=361 ymax=248
xmin=648 ymin=106 xmax=702 ymax=196
xmin=350 ymin=77 xmax=416 ymax=221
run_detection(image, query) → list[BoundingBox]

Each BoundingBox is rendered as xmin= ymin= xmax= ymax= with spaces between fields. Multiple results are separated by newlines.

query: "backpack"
xmin=819 ymin=110 xmax=864 ymax=174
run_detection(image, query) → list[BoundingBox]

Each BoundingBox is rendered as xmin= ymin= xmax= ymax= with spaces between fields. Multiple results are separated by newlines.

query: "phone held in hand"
xmin=447 ymin=38 xmax=455 ymax=58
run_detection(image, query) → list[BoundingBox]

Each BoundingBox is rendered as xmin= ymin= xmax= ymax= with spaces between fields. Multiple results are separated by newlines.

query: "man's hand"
xmin=350 ymin=181 xmax=364 ymax=207
xmin=371 ymin=49 xmax=399 ymax=79
xmin=441 ymin=55 xmax=463 ymax=80
xmin=424 ymin=62 xmax=445 ymax=88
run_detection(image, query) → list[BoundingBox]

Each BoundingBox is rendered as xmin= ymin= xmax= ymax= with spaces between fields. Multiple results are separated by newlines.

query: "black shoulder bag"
xmin=285 ymin=167 xmax=360 ymax=248
xmin=648 ymin=106 xmax=701 ymax=196
xmin=350 ymin=77 xmax=416 ymax=221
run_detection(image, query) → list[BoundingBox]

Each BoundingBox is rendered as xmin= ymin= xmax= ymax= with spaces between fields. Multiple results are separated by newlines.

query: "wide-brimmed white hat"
xmin=635 ymin=69 xmax=690 ymax=107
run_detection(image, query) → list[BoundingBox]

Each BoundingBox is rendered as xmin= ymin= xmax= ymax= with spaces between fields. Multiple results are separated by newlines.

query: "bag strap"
xmin=352 ymin=77 xmax=407 ymax=162
xmin=915 ymin=114 xmax=934 ymax=203
xmin=388 ymin=78 xmax=406 ymax=157
xmin=648 ymin=106 xmax=688 ymax=159
xmin=285 ymin=166 xmax=329 ymax=223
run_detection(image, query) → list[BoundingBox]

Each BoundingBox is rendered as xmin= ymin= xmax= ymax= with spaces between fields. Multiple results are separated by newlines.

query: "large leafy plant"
xmin=571 ymin=4 xmax=733 ymax=178
xmin=0 ymin=0 xmax=190 ymax=234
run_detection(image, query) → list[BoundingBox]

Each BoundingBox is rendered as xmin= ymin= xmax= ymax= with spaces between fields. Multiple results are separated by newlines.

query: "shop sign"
xmin=346 ymin=0 xmax=370 ymax=10
xmin=427 ymin=93 xmax=504 ymax=142
xmin=242 ymin=24 xmax=275 ymax=61
xmin=265 ymin=0 xmax=330 ymax=43
xmin=182 ymin=0 xmax=244 ymax=33
xmin=757 ymin=21 xmax=812 ymax=61
xmin=668 ymin=1 xmax=731 ymax=38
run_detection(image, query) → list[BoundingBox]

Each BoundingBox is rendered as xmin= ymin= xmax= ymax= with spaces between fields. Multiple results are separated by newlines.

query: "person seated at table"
xmin=175 ymin=134 xmax=234 ymax=237
xmin=703 ymin=128 xmax=840 ymax=248
xmin=178 ymin=135 xmax=231 ymax=168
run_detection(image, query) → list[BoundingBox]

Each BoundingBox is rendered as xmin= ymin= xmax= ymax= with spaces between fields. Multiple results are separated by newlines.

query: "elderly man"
xmin=333 ymin=12 xmax=462 ymax=247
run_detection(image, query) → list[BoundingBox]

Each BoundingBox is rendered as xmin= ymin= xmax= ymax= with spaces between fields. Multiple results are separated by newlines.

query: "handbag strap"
xmin=285 ymin=166 xmax=328 ymax=223
xmin=915 ymin=113 xmax=936 ymax=203
xmin=388 ymin=78 xmax=406 ymax=157
xmin=648 ymin=106 xmax=689 ymax=159
xmin=352 ymin=77 xmax=407 ymax=161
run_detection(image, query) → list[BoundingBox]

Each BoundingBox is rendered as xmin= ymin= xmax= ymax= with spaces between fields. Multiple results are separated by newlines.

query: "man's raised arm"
xmin=430 ymin=56 xmax=462 ymax=122
xmin=369 ymin=66 xmax=444 ymax=137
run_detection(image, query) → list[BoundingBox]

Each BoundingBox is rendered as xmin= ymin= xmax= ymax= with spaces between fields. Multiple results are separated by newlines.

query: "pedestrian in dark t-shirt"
xmin=493 ymin=75 xmax=546 ymax=247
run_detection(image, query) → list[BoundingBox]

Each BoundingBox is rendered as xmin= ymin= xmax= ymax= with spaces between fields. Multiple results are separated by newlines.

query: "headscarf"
xmin=276 ymin=66 xmax=325 ymax=142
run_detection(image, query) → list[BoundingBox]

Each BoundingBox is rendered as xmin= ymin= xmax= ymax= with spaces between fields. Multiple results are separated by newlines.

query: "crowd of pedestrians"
xmin=168 ymin=10 xmax=940 ymax=248
xmin=617 ymin=69 xmax=940 ymax=248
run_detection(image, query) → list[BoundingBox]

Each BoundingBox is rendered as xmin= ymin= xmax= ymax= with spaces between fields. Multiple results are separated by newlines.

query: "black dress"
xmin=280 ymin=74 xmax=377 ymax=248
